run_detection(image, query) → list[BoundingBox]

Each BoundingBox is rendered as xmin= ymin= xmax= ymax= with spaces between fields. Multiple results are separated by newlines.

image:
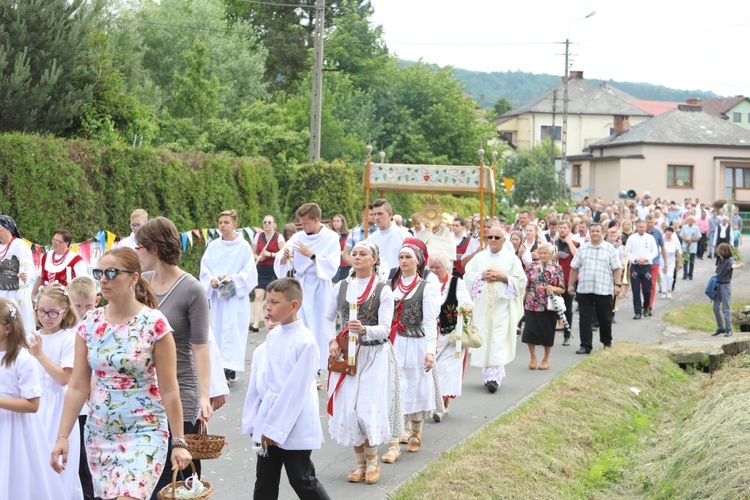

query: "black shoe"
xmin=575 ymin=347 xmax=591 ymax=355
xmin=224 ymin=369 xmax=237 ymax=382
xmin=603 ymin=343 xmax=612 ymax=348
xmin=633 ymin=314 xmax=642 ymax=320
xmin=689 ymin=276 xmax=693 ymax=280
xmin=562 ymin=337 xmax=571 ymax=346
xmin=249 ymin=325 xmax=260 ymax=333
xmin=682 ymin=276 xmax=688 ymax=280
xmin=725 ymin=331 xmax=733 ymax=337
xmin=644 ymin=309 xmax=652 ymax=317
xmin=611 ymin=317 xmax=617 ymax=324
xmin=486 ymin=380 xmax=498 ymax=394
xmin=711 ymin=329 xmax=724 ymax=337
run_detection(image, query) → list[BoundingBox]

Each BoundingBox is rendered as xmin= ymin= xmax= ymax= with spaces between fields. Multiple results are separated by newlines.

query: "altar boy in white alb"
xmin=242 ymin=278 xmax=330 ymax=500
xmin=200 ymin=209 xmax=258 ymax=383
xmin=274 ymin=203 xmax=340 ymax=373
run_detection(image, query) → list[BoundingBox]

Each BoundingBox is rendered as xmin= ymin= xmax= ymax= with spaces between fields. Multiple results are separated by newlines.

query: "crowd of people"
xmin=0 ymin=190 xmax=745 ymax=499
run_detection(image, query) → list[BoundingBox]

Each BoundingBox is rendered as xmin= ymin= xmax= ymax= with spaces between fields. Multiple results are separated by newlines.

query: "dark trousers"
xmin=254 ymin=447 xmax=330 ymax=500
xmin=630 ymin=264 xmax=652 ymax=315
xmin=78 ymin=415 xmax=95 ymax=500
xmin=683 ymin=253 xmax=696 ymax=278
xmin=562 ymin=289 xmax=574 ymax=337
xmin=576 ymin=293 xmax=613 ymax=350
xmin=698 ymin=233 xmax=707 ymax=258
xmin=150 ymin=420 xmax=201 ymax=500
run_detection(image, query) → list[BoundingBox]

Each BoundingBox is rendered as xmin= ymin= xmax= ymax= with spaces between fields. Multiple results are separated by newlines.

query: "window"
xmin=572 ymin=164 xmax=582 ymax=187
xmin=733 ymin=112 xmax=741 ymax=122
xmin=747 ymin=113 xmax=750 ymax=123
xmin=667 ymin=165 xmax=693 ymax=188
xmin=541 ymin=125 xmax=561 ymax=141
xmin=725 ymin=166 xmax=750 ymax=198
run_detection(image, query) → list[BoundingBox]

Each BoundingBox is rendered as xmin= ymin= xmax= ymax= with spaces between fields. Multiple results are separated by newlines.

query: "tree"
xmin=501 ymin=142 xmax=558 ymax=205
xmin=493 ymin=97 xmax=512 ymax=117
xmin=0 ymin=0 xmax=106 ymax=134
xmin=172 ymin=39 xmax=226 ymax=127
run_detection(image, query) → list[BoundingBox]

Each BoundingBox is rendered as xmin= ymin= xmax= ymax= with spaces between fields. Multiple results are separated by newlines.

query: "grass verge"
xmin=391 ymin=343 xmax=700 ymax=499
xmin=663 ymin=301 xmax=750 ymax=332
xmin=610 ymin=352 xmax=750 ymax=498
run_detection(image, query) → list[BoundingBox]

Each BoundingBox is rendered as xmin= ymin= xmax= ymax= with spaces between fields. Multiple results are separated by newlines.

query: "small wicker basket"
xmin=185 ymin=419 xmax=225 ymax=460
xmin=157 ymin=462 xmax=213 ymax=500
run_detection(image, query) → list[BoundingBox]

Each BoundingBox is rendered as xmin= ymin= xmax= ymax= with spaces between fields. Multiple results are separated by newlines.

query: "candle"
xmin=455 ymin=311 xmax=463 ymax=358
xmin=18 ymin=262 xmax=24 ymax=306
xmin=66 ymin=266 xmax=72 ymax=285
xmin=348 ymin=277 xmax=358 ymax=366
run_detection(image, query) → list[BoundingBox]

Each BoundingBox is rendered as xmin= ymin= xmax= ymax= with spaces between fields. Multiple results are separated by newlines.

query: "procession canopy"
xmin=365 ymin=163 xmax=495 ymax=194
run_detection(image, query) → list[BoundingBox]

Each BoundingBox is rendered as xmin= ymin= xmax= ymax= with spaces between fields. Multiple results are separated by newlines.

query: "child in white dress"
xmin=30 ymin=283 xmax=83 ymax=499
xmin=0 ymin=298 xmax=63 ymax=500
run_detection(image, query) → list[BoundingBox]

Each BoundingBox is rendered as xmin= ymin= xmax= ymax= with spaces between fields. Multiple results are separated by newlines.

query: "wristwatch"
xmin=310 ymin=253 xmax=316 ymax=261
xmin=614 ymin=283 xmax=622 ymax=287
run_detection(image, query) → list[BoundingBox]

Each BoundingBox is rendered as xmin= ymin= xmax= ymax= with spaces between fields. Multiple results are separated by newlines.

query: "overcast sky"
xmin=369 ymin=0 xmax=749 ymax=97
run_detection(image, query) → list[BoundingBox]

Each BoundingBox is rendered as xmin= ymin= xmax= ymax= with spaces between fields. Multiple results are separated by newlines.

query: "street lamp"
xmin=560 ymin=10 xmax=595 ymax=198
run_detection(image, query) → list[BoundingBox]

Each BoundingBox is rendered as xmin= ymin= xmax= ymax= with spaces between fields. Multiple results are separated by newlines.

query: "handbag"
xmin=449 ymin=313 xmax=483 ymax=349
xmin=547 ymin=294 xmax=566 ymax=313
xmin=327 ymin=285 xmax=377 ymax=376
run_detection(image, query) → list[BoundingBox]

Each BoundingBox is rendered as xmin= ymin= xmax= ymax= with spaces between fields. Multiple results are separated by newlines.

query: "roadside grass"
xmin=663 ymin=301 xmax=750 ymax=332
xmin=392 ymin=343 xmax=700 ymax=499
xmin=607 ymin=352 xmax=750 ymax=498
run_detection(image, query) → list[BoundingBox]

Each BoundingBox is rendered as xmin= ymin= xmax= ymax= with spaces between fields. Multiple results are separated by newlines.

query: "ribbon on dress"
xmin=327 ymin=328 xmax=350 ymax=417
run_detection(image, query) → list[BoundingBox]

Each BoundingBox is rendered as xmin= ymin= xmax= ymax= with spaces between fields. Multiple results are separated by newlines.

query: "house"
xmin=494 ymin=71 xmax=653 ymax=154
xmin=698 ymin=96 xmax=750 ymax=131
xmin=567 ymin=104 xmax=750 ymax=207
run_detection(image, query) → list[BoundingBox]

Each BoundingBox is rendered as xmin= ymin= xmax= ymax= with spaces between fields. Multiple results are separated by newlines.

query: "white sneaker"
xmin=661 ymin=293 xmax=667 ymax=299
xmin=666 ymin=292 xmax=672 ymax=299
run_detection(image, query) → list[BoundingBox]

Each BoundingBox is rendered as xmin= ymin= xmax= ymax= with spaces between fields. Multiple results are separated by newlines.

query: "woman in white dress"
xmin=29 ymin=283 xmax=82 ymax=498
xmin=324 ymin=240 xmax=398 ymax=485
xmin=386 ymin=241 xmax=440 ymax=459
xmin=660 ymin=226 xmax=683 ymax=299
xmin=0 ymin=298 xmax=63 ymax=500
xmin=0 ymin=216 xmax=36 ymax=332
xmin=427 ymin=252 xmax=472 ymax=422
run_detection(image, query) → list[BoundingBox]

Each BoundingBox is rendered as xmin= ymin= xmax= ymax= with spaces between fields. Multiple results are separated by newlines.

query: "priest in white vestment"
xmin=274 ymin=203 xmax=340 ymax=372
xmin=463 ymin=226 xmax=527 ymax=393
xmin=367 ymin=199 xmax=407 ymax=276
xmin=200 ymin=210 xmax=258 ymax=381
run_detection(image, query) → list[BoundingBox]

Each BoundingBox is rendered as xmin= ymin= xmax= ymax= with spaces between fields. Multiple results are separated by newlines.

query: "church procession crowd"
xmin=0 ymin=191 xmax=745 ymax=500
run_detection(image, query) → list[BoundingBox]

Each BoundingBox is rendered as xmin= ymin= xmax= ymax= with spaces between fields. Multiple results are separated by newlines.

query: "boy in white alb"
xmin=242 ymin=278 xmax=329 ymax=500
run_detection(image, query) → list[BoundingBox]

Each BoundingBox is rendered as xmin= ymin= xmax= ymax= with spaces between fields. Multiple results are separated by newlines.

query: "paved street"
xmin=200 ymin=246 xmax=743 ymax=499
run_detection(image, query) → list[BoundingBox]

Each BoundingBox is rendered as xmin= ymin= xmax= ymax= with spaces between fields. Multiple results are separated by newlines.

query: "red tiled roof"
xmin=625 ymin=99 xmax=680 ymax=116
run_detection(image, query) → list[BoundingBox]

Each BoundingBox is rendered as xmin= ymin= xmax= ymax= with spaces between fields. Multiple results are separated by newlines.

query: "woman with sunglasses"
xmin=250 ymin=215 xmax=285 ymax=332
xmin=135 ymin=217 xmax=214 ymax=498
xmin=32 ymin=229 xmax=88 ymax=297
xmin=51 ymin=248 xmax=191 ymax=500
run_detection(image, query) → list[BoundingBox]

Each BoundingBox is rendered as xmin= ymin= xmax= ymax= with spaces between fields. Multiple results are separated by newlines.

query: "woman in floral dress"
xmin=521 ymin=243 xmax=565 ymax=370
xmin=51 ymin=248 xmax=191 ymax=500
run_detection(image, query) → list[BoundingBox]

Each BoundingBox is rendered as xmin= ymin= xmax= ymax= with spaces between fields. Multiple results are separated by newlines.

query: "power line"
xmin=234 ymin=0 xmax=323 ymax=8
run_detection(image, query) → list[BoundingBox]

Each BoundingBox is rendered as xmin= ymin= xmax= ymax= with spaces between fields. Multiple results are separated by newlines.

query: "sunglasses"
xmin=92 ymin=268 xmax=135 ymax=281
xmin=36 ymin=308 xmax=67 ymax=319
xmin=263 ymin=221 xmax=274 ymax=225
xmin=487 ymin=235 xmax=505 ymax=240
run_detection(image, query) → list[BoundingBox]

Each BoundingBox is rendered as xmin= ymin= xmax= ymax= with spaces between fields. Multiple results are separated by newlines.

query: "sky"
xmin=369 ymin=0 xmax=750 ymax=97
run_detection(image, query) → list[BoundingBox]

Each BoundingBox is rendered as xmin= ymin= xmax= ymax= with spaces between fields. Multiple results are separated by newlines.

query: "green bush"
xmin=0 ymin=132 xmax=279 ymax=277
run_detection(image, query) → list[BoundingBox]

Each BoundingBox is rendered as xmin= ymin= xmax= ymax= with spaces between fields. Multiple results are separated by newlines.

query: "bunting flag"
xmin=22 ymin=238 xmax=33 ymax=248
xmin=180 ymin=232 xmax=189 ymax=252
xmin=96 ymin=230 xmax=106 ymax=250
xmin=201 ymin=228 xmax=209 ymax=245
xmin=78 ymin=241 xmax=92 ymax=262
xmin=192 ymin=229 xmax=202 ymax=245
xmin=185 ymin=231 xmax=193 ymax=248
xmin=105 ymin=231 xmax=117 ymax=251
xmin=243 ymin=227 xmax=255 ymax=240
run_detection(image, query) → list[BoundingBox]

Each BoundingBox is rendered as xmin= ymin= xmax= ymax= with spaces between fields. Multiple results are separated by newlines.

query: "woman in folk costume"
xmin=0 ymin=216 xmax=36 ymax=332
xmin=384 ymin=240 xmax=442 ymax=462
xmin=323 ymin=240 xmax=401 ymax=485
xmin=32 ymin=229 xmax=88 ymax=296
xmin=427 ymin=251 xmax=473 ymax=422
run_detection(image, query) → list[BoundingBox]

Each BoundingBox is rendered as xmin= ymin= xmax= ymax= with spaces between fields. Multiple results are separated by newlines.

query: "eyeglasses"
xmin=487 ymin=235 xmax=505 ymax=240
xmin=36 ymin=308 xmax=67 ymax=319
xmin=263 ymin=221 xmax=274 ymax=225
xmin=134 ymin=245 xmax=144 ymax=251
xmin=92 ymin=268 xmax=135 ymax=281
xmin=130 ymin=223 xmax=142 ymax=230
xmin=51 ymin=239 xmax=65 ymax=245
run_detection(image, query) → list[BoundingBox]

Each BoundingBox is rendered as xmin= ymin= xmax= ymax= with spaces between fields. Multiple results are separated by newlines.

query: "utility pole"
xmin=308 ymin=0 xmax=325 ymax=164
xmin=550 ymin=89 xmax=557 ymax=166
xmin=560 ymin=38 xmax=570 ymax=198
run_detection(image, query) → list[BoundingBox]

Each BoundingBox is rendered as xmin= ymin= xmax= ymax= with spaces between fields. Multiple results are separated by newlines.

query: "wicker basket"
xmin=185 ymin=419 xmax=225 ymax=460
xmin=157 ymin=462 xmax=213 ymax=500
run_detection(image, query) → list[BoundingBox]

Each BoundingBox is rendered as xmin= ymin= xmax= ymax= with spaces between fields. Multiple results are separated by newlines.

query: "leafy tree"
xmin=494 ymin=97 xmax=512 ymax=116
xmin=172 ymin=38 xmax=226 ymax=127
xmin=501 ymin=142 xmax=558 ymax=205
xmin=284 ymin=160 xmax=361 ymax=222
xmin=0 ymin=0 xmax=106 ymax=134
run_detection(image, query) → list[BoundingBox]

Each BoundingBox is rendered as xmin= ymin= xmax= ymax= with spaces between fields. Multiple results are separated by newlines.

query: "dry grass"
xmin=392 ymin=343 xmax=698 ymax=499
xmin=615 ymin=353 xmax=750 ymax=499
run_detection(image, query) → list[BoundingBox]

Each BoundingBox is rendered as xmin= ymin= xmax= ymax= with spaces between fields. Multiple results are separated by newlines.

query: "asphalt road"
xmin=199 ymin=249 xmax=728 ymax=499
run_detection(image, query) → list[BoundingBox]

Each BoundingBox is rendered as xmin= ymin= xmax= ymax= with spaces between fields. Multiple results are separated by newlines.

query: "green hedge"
xmin=0 ymin=132 xmax=279 ymax=277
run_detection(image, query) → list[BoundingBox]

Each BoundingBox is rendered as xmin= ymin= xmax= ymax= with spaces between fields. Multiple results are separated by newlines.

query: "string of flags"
xmin=20 ymin=226 xmax=263 ymax=268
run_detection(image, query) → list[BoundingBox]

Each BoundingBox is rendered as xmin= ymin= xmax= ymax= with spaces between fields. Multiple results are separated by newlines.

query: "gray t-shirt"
xmin=144 ymin=271 xmax=209 ymax=422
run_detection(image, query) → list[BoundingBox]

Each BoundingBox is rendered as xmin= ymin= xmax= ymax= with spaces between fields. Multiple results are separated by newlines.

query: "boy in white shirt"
xmin=242 ymin=278 xmax=330 ymax=499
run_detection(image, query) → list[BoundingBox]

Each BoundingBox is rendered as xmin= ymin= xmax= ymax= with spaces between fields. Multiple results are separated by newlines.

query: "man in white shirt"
xmin=627 ymin=220 xmax=658 ymax=319
xmin=368 ymin=199 xmax=407 ymax=276
xmin=117 ymin=208 xmax=148 ymax=250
